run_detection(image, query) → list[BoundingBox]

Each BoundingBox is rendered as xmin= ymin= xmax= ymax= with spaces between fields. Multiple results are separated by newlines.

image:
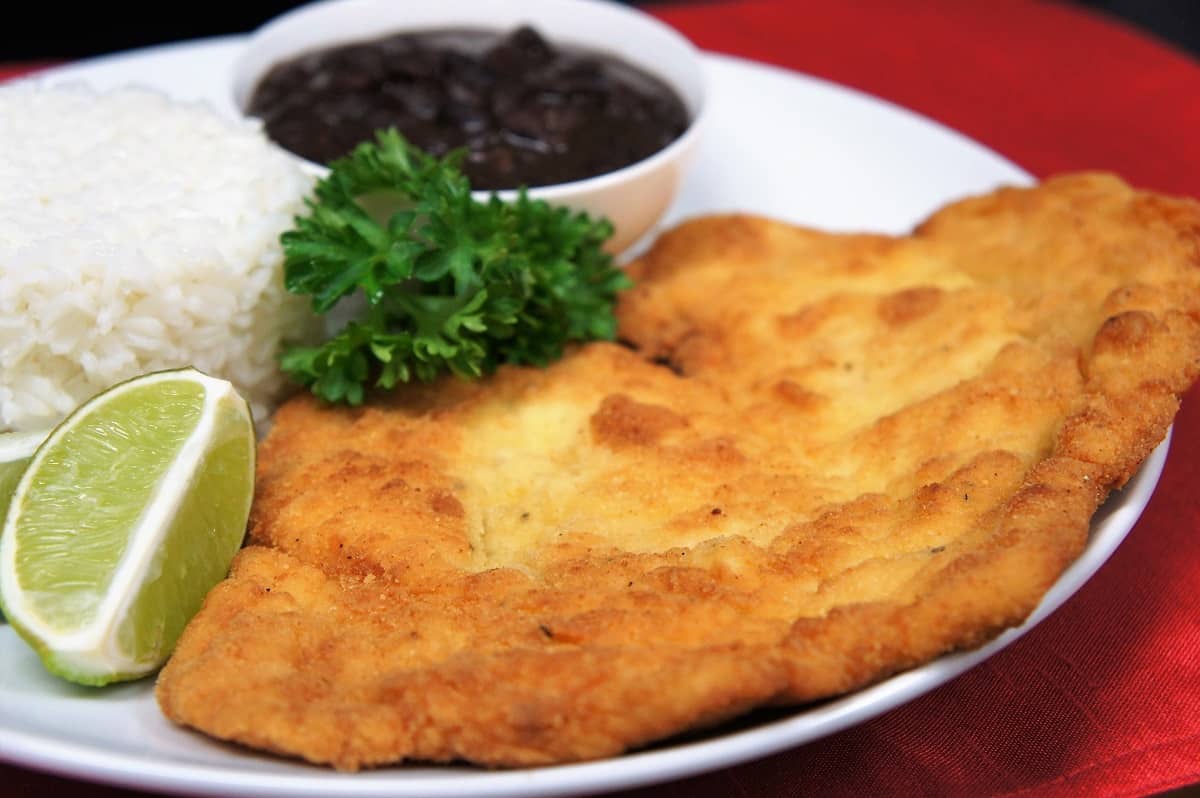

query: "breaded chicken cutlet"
xmin=157 ymin=173 xmax=1200 ymax=770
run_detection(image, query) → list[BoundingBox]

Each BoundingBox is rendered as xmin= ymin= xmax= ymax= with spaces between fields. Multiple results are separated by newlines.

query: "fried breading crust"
xmin=157 ymin=174 xmax=1200 ymax=769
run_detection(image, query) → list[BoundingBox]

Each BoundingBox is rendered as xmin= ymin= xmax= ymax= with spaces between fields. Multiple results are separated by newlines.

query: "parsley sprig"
xmin=279 ymin=129 xmax=631 ymax=404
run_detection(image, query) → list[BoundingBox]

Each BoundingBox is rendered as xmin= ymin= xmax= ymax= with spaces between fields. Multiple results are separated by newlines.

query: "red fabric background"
xmin=2 ymin=1 xmax=1199 ymax=795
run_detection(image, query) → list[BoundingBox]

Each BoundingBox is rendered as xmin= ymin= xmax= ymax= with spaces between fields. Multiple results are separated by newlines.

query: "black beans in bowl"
xmin=246 ymin=25 xmax=691 ymax=191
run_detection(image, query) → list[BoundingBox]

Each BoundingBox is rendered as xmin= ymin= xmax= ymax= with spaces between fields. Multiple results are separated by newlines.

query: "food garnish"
xmin=0 ymin=368 xmax=254 ymax=686
xmin=279 ymin=128 xmax=631 ymax=405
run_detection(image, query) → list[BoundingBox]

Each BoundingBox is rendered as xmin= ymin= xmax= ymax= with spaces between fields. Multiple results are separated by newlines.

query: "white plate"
xmin=0 ymin=35 xmax=1170 ymax=798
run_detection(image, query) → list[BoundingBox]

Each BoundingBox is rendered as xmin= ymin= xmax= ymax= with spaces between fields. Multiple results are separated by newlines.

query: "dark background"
xmin=3 ymin=1 xmax=1199 ymax=61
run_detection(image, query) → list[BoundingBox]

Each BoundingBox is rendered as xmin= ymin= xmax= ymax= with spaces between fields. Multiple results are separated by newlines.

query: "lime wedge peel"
xmin=0 ymin=429 xmax=50 ymax=623
xmin=0 ymin=429 xmax=50 ymax=521
xmin=0 ymin=429 xmax=49 ymax=463
xmin=0 ymin=368 xmax=255 ymax=685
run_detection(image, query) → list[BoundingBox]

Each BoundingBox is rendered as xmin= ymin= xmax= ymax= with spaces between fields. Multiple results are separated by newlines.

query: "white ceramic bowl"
xmin=231 ymin=0 xmax=707 ymax=253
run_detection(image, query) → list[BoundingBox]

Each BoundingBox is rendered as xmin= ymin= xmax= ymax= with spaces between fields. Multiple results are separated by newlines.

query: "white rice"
xmin=0 ymin=84 xmax=319 ymax=432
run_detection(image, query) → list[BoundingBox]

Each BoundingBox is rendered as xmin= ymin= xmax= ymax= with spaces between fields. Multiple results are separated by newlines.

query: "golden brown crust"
xmin=157 ymin=173 xmax=1200 ymax=770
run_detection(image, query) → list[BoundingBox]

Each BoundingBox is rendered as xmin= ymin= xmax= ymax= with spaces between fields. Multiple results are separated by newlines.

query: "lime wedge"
xmin=0 ymin=368 xmax=254 ymax=685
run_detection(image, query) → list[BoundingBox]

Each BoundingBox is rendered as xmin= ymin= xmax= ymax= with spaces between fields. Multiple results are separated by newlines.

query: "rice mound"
xmin=0 ymin=84 xmax=319 ymax=432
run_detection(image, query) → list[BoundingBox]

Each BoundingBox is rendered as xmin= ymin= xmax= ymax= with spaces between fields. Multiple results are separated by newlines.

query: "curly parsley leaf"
xmin=280 ymin=129 xmax=631 ymax=404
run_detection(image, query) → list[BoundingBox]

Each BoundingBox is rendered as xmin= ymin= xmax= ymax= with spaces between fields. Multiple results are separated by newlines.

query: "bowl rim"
xmin=230 ymin=0 xmax=710 ymax=199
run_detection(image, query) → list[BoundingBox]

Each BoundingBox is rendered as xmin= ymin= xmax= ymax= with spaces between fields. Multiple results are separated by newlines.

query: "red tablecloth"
xmin=3 ymin=1 xmax=1200 ymax=796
